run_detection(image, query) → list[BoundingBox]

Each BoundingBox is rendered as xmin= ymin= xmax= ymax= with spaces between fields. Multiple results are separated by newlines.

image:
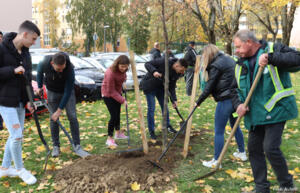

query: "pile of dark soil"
xmin=52 ymin=130 xmax=206 ymax=193
xmin=53 ymin=142 xmax=181 ymax=193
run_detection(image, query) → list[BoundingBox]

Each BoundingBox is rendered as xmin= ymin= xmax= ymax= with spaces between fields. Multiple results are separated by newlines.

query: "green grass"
xmin=0 ymin=75 xmax=300 ymax=193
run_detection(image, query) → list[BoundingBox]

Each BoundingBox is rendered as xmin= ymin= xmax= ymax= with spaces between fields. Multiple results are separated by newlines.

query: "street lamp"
xmin=104 ymin=25 xmax=109 ymax=53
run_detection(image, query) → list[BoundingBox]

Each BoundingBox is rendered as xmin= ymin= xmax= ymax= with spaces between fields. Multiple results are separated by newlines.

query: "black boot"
xmin=167 ymin=125 xmax=177 ymax=133
xmin=150 ymin=131 xmax=157 ymax=140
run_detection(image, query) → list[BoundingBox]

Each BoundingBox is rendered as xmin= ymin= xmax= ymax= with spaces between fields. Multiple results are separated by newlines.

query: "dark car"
xmin=31 ymin=53 xmax=104 ymax=102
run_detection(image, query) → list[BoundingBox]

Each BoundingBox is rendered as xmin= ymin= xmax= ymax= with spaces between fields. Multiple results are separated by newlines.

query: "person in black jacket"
xmin=140 ymin=58 xmax=188 ymax=139
xmin=0 ymin=21 xmax=39 ymax=185
xmin=36 ymin=52 xmax=90 ymax=158
xmin=184 ymin=41 xmax=197 ymax=96
xmin=149 ymin=42 xmax=161 ymax=61
xmin=195 ymin=44 xmax=246 ymax=168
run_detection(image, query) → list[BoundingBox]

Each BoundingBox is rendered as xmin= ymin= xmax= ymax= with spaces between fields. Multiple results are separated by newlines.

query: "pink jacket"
xmin=101 ymin=68 xmax=126 ymax=104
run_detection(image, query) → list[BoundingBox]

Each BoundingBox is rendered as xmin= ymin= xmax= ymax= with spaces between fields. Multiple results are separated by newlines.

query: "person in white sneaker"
xmin=195 ymin=44 xmax=247 ymax=168
xmin=101 ymin=55 xmax=130 ymax=147
xmin=0 ymin=21 xmax=40 ymax=185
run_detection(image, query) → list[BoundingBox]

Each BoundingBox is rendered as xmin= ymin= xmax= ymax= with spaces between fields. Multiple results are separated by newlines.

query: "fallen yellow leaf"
xmin=108 ymin=145 xmax=117 ymax=150
xmin=195 ymin=179 xmax=205 ymax=184
xmin=131 ymin=181 xmax=140 ymax=191
xmin=20 ymin=182 xmax=27 ymax=186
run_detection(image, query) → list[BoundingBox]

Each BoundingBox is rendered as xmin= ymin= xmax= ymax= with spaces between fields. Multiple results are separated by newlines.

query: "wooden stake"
xmin=129 ymin=52 xmax=149 ymax=154
xmin=182 ymin=55 xmax=201 ymax=158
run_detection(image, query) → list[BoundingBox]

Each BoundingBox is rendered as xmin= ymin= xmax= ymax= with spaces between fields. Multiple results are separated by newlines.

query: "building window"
xmin=66 ymin=28 xmax=72 ymax=35
xmin=44 ymin=34 xmax=50 ymax=46
xmin=44 ymin=24 xmax=50 ymax=33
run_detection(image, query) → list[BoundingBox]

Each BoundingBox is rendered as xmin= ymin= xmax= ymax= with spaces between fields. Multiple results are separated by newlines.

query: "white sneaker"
xmin=17 ymin=168 xmax=37 ymax=185
xmin=202 ymin=158 xmax=222 ymax=168
xmin=0 ymin=167 xmax=18 ymax=177
xmin=233 ymin=151 xmax=248 ymax=161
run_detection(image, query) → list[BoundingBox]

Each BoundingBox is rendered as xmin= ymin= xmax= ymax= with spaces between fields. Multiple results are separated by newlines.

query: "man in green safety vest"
xmin=232 ymin=29 xmax=300 ymax=193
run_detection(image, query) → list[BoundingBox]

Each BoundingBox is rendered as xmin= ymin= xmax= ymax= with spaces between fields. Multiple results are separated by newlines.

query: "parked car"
xmin=83 ymin=57 xmax=145 ymax=90
xmin=174 ymin=53 xmax=184 ymax=59
xmin=25 ymin=80 xmax=48 ymax=117
xmin=94 ymin=52 xmax=148 ymax=73
xmin=140 ymin=54 xmax=151 ymax=62
xmin=31 ymin=53 xmax=104 ymax=102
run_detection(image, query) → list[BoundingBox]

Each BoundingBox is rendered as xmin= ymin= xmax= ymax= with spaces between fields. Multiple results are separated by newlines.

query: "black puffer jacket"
xmin=196 ymin=52 xmax=235 ymax=105
xmin=149 ymin=48 xmax=161 ymax=60
xmin=140 ymin=58 xmax=182 ymax=102
xmin=0 ymin=32 xmax=33 ymax=107
xmin=184 ymin=46 xmax=197 ymax=67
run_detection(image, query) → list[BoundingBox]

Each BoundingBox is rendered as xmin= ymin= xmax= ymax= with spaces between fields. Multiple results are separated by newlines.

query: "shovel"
xmin=23 ymin=75 xmax=50 ymax=172
xmin=168 ymin=92 xmax=186 ymax=132
xmin=117 ymin=89 xmax=143 ymax=154
xmin=147 ymin=105 xmax=198 ymax=170
xmin=194 ymin=66 xmax=264 ymax=180
xmin=40 ymin=97 xmax=76 ymax=150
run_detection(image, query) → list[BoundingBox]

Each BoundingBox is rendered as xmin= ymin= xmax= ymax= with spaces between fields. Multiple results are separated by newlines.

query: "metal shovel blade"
xmin=147 ymin=159 xmax=164 ymax=171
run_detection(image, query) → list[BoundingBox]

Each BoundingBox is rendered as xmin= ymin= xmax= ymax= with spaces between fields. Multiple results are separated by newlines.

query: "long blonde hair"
xmin=200 ymin=44 xmax=219 ymax=82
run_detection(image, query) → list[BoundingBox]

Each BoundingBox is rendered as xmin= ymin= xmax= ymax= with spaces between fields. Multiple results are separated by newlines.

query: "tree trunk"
xmin=225 ymin=40 xmax=232 ymax=55
xmin=281 ymin=3 xmax=296 ymax=46
xmin=160 ymin=0 xmax=169 ymax=150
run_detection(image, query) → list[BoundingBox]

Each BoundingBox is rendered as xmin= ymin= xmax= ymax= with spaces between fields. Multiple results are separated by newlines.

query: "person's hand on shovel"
xmin=259 ymin=53 xmax=268 ymax=67
xmin=172 ymin=101 xmax=177 ymax=108
xmin=26 ymin=102 xmax=36 ymax=114
xmin=51 ymin=108 xmax=62 ymax=122
xmin=236 ymin=103 xmax=249 ymax=117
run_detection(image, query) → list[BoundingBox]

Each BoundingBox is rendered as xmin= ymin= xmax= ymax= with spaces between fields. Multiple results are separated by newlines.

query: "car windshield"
xmin=96 ymin=58 xmax=113 ymax=69
xmin=31 ymin=55 xmax=45 ymax=71
xmin=98 ymin=53 xmax=146 ymax=64
xmin=70 ymin=56 xmax=96 ymax=69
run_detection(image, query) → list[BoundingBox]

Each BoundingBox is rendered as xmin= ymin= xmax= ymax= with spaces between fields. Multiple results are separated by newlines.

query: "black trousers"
xmin=248 ymin=121 xmax=294 ymax=193
xmin=103 ymin=97 xmax=121 ymax=137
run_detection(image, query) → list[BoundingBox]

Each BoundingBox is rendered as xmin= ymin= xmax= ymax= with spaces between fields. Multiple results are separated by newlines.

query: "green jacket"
xmin=233 ymin=40 xmax=300 ymax=130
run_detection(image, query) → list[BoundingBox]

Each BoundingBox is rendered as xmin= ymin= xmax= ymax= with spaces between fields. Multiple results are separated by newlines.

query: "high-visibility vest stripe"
xmin=265 ymin=89 xmax=295 ymax=111
xmin=235 ymin=65 xmax=242 ymax=88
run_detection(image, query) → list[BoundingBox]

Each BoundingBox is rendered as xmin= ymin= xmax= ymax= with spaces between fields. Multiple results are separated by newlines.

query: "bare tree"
xmin=214 ymin=0 xmax=243 ymax=54
xmin=183 ymin=0 xmax=217 ymax=44
xmin=281 ymin=2 xmax=297 ymax=46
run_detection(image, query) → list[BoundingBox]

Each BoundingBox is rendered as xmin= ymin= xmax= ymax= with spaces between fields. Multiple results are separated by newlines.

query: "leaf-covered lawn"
xmin=0 ymin=76 xmax=299 ymax=193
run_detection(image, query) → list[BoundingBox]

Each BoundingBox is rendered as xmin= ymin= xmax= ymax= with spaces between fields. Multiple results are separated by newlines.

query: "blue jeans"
xmin=214 ymin=99 xmax=245 ymax=160
xmin=0 ymin=103 xmax=25 ymax=170
xmin=47 ymin=90 xmax=80 ymax=146
xmin=145 ymin=88 xmax=170 ymax=133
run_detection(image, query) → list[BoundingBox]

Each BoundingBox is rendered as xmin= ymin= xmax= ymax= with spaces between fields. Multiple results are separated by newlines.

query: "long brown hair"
xmin=110 ymin=55 xmax=130 ymax=72
xmin=200 ymin=44 xmax=219 ymax=81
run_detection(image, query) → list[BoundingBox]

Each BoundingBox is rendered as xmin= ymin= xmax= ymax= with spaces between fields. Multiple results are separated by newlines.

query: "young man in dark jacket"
xmin=232 ymin=29 xmax=300 ymax=193
xmin=0 ymin=21 xmax=39 ymax=185
xmin=36 ymin=52 xmax=90 ymax=158
xmin=149 ymin=42 xmax=161 ymax=61
xmin=184 ymin=41 xmax=197 ymax=96
xmin=140 ymin=58 xmax=187 ymax=139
